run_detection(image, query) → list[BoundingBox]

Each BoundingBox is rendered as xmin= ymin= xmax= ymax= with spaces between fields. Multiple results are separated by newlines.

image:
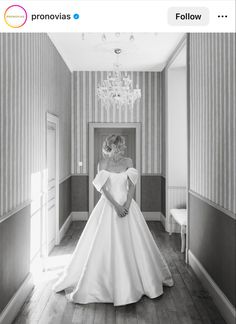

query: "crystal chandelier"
xmin=96 ymin=49 xmax=141 ymax=109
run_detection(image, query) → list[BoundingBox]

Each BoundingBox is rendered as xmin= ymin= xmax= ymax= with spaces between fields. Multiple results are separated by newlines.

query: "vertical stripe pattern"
xmin=189 ymin=33 xmax=236 ymax=214
xmin=0 ymin=33 xmax=71 ymax=218
xmin=161 ymin=71 xmax=166 ymax=176
xmin=72 ymin=71 xmax=163 ymax=175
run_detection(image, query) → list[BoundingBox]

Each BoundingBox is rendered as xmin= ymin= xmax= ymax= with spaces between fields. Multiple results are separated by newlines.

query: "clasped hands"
xmin=115 ymin=203 xmax=130 ymax=218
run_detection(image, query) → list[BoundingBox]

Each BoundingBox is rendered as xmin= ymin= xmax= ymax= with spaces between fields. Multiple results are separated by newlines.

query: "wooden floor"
xmin=14 ymin=221 xmax=226 ymax=324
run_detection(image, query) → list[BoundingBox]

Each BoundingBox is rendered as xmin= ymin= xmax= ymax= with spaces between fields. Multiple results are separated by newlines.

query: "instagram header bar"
xmin=0 ymin=1 xmax=235 ymax=32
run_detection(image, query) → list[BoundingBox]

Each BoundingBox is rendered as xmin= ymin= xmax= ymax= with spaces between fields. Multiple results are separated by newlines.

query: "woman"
xmin=53 ymin=134 xmax=173 ymax=306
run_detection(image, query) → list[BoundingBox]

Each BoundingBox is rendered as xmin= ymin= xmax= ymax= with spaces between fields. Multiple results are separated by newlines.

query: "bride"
xmin=53 ymin=134 xmax=173 ymax=306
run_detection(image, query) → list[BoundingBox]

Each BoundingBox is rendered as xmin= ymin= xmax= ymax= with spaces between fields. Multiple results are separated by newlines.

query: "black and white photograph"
xmin=0 ymin=32 xmax=235 ymax=324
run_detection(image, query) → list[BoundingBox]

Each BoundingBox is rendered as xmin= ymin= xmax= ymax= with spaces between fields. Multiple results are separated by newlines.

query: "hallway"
xmin=14 ymin=222 xmax=225 ymax=324
xmin=0 ymin=32 xmax=235 ymax=324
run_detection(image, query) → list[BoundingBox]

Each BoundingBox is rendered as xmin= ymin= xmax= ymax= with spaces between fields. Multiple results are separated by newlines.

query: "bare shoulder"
xmin=124 ymin=157 xmax=133 ymax=168
xmin=98 ymin=159 xmax=107 ymax=171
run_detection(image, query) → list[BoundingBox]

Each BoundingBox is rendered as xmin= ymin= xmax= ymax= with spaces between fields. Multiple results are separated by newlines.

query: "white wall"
xmin=167 ymin=67 xmax=187 ymax=187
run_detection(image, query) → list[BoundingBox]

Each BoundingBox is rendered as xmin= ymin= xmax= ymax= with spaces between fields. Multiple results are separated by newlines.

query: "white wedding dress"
xmin=53 ymin=168 xmax=173 ymax=306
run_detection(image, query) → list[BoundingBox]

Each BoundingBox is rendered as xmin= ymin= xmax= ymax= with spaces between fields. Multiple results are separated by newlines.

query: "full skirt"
xmin=53 ymin=197 xmax=173 ymax=306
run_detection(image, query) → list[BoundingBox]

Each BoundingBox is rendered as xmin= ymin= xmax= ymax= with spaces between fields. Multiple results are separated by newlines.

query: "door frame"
xmin=89 ymin=122 xmax=141 ymax=215
xmin=46 ymin=113 xmax=60 ymax=249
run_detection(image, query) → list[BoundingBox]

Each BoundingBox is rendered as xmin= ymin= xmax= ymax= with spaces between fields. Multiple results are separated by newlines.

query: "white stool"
xmin=169 ymin=209 xmax=187 ymax=253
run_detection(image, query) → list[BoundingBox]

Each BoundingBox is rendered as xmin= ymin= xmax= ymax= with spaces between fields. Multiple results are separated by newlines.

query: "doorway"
xmin=165 ymin=38 xmax=188 ymax=255
xmin=89 ymin=123 xmax=141 ymax=215
xmin=46 ymin=113 xmax=59 ymax=254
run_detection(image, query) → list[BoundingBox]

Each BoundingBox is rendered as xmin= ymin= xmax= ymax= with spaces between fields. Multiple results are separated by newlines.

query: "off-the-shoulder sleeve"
xmin=126 ymin=168 xmax=138 ymax=185
xmin=92 ymin=170 xmax=109 ymax=192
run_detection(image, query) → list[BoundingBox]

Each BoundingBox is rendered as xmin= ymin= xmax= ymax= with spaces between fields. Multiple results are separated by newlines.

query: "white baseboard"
xmin=188 ymin=250 xmax=236 ymax=324
xmin=59 ymin=213 xmax=72 ymax=242
xmin=143 ymin=212 xmax=161 ymax=221
xmin=0 ymin=273 xmax=34 ymax=324
xmin=72 ymin=211 xmax=89 ymax=221
xmin=160 ymin=213 xmax=166 ymax=229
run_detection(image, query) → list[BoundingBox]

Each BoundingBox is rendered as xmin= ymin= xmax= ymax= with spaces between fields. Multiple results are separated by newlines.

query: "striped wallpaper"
xmin=0 ymin=33 xmax=71 ymax=218
xmin=189 ymin=33 xmax=236 ymax=215
xmin=72 ymin=71 xmax=163 ymax=174
xmin=161 ymin=71 xmax=166 ymax=177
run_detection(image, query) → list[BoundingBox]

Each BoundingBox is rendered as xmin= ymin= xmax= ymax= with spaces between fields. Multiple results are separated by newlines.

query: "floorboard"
xmin=13 ymin=221 xmax=226 ymax=324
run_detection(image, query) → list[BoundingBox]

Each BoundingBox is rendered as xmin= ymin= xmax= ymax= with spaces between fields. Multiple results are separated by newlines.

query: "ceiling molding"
xmin=48 ymin=33 xmax=185 ymax=72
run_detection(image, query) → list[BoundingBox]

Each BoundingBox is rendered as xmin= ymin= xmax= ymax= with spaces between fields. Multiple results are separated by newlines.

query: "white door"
xmin=47 ymin=119 xmax=58 ymax=253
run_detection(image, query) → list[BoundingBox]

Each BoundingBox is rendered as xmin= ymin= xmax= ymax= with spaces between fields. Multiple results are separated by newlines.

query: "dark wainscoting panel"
xmin=189 ymin=193 xmax=236 ymax=306
xmin=161 ymin=176 xmax=166 ymax=216
xmin=59 ymin=177 xmax=72 ymax=229
xmin=71 ymin=176 xmax=89 ymax=212
xmin=141 ymin=175 xmax=163 ymax=212
xmin=0 ymin=205 xmax=31 ymax=313
xmin=71 ymin=175 xmax=165 ymax=213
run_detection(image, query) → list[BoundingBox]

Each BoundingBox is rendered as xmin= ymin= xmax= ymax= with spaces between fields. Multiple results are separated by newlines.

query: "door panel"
xmin=93 ymin=128 xmax=136 ymax=206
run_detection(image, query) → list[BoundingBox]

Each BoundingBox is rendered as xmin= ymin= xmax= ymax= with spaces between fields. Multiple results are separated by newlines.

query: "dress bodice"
xmin=93 ymin=168 xmax=138 ymax=205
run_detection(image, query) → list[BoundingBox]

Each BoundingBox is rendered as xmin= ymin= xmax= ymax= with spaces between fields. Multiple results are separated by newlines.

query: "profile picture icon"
xmin=4 ymin=5 xmax=27 ymax=28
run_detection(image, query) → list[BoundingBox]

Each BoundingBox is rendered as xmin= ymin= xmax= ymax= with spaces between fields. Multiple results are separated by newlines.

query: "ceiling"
xmin=48 ymin=33 xmax=185 ymax=72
